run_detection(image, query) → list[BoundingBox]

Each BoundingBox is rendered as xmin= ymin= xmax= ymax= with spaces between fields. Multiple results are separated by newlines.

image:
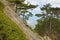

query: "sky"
xmin=25 ymin=0 xmax=60 ymax=29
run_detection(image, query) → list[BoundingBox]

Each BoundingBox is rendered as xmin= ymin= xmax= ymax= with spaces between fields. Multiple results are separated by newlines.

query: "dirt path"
xmin=0 ymin=0 xmax=44 ymax=40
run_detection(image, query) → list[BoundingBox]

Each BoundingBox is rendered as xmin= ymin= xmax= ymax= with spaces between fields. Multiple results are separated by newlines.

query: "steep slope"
xmin=0 ymin=1 xmax=28 ymax=40
xmin=0 ymin=0 xmax=44 ymax=40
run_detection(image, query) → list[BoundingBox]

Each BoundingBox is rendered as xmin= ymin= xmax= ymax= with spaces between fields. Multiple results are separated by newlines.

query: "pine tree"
xmin=35 ymin=4 xmax=60 ymax=40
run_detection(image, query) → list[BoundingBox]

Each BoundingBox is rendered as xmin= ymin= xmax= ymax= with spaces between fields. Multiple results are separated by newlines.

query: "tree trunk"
xmin=15 ymin=4 xmax=18 ymax=13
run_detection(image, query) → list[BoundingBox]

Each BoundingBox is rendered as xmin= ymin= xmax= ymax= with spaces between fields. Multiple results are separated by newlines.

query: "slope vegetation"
xmin=0 ymin=1 xmax=27 ymax=40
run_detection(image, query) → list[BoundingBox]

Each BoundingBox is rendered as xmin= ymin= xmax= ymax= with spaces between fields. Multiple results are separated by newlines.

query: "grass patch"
xmin=0 ymin=1 xmax=27 ymax=40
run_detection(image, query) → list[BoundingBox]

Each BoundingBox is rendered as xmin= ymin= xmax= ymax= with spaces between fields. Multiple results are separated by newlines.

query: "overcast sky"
xmin=26 ymin=0 xmax=60 ymax=7
xmin=25 ymin=0 xmax=60 ymax=29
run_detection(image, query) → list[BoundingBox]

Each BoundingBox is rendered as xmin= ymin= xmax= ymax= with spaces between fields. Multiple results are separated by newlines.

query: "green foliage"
xmin=35 ymin=4 xmax=60 ymax=39
xmin=0 ymin=2 xmax=27 ymax=40
xmin=34 ymin=20 xmax=46 ymax=36
xmin=35 ymin=14 xmax=45 ymax=17
xmin=0 ymin=1 xmax=5 ymax=12
xmin=28 ymin=4 xmax=37 ymax=8
xmin=7 ymin=0 xmax=25 ymax=3
xmin=35 ymin=18 xmax=60 ymax=36
xmin=7 ymin=0 xmax=37 ymax=24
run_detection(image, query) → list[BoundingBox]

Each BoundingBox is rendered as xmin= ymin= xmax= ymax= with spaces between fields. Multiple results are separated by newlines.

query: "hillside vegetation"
xmin=35 ymin=4 xmax=60 ymax=40
xmin=0 ymin=1 xmax=27 ymax=40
